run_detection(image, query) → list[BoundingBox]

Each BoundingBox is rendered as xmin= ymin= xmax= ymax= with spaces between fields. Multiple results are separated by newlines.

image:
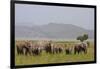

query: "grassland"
xmin=15 ymin=40 xmax=94 ymax=66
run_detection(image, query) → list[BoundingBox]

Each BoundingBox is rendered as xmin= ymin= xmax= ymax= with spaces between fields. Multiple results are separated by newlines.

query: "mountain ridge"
xmin=15 ymin=23 xmax=94 ymax=40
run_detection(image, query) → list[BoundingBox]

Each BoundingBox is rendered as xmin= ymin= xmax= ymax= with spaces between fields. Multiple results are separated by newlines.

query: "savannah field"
xmin=15 ymin=40 xmax=94 ymax=66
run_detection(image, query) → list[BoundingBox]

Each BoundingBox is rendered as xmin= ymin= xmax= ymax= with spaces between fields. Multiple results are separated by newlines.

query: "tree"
xmin=83 ymin=34 xmax=88 ymax=40
xmin=77 ymin=36 xmax=84 ymax=42
xmin=76 ymin=34 xmax=88 ymax=42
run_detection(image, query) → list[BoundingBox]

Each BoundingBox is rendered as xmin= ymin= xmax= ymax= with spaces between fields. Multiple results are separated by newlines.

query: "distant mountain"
xmin=15 ymin=23 xmax=94 ymax=40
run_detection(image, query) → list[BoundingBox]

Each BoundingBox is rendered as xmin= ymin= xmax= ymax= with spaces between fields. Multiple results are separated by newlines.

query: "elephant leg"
xmin=74 ymin=50 xmax=76 ymax=54
xmin=78 ymin=50 xmax=80 ymax=54
xmin=84 ymin=49 xmax=87 ymax=54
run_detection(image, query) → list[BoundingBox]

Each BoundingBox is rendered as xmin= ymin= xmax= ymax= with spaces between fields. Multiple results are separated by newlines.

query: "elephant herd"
xmin=16 ymin=40 xmax=88 ymax=56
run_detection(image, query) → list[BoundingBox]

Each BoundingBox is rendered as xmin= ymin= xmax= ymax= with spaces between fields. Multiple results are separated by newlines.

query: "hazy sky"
xmin=15 ymin=4 xmax=94 ymax=30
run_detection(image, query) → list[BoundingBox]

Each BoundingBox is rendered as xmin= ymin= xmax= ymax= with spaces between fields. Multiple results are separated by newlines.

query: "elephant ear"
xmin=83 ymin=42 xmax=88 ymax=47
xmin=81 ymin=42 xmax=87 ymax=47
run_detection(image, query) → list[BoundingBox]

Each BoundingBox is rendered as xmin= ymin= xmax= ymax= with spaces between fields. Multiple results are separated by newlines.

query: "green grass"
xmin=15 ymin=41 xmax=94 ymax=66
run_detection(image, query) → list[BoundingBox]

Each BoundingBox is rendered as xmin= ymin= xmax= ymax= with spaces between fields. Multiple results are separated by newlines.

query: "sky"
xmin=15 ymin=4 xmax=94 ymax=30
